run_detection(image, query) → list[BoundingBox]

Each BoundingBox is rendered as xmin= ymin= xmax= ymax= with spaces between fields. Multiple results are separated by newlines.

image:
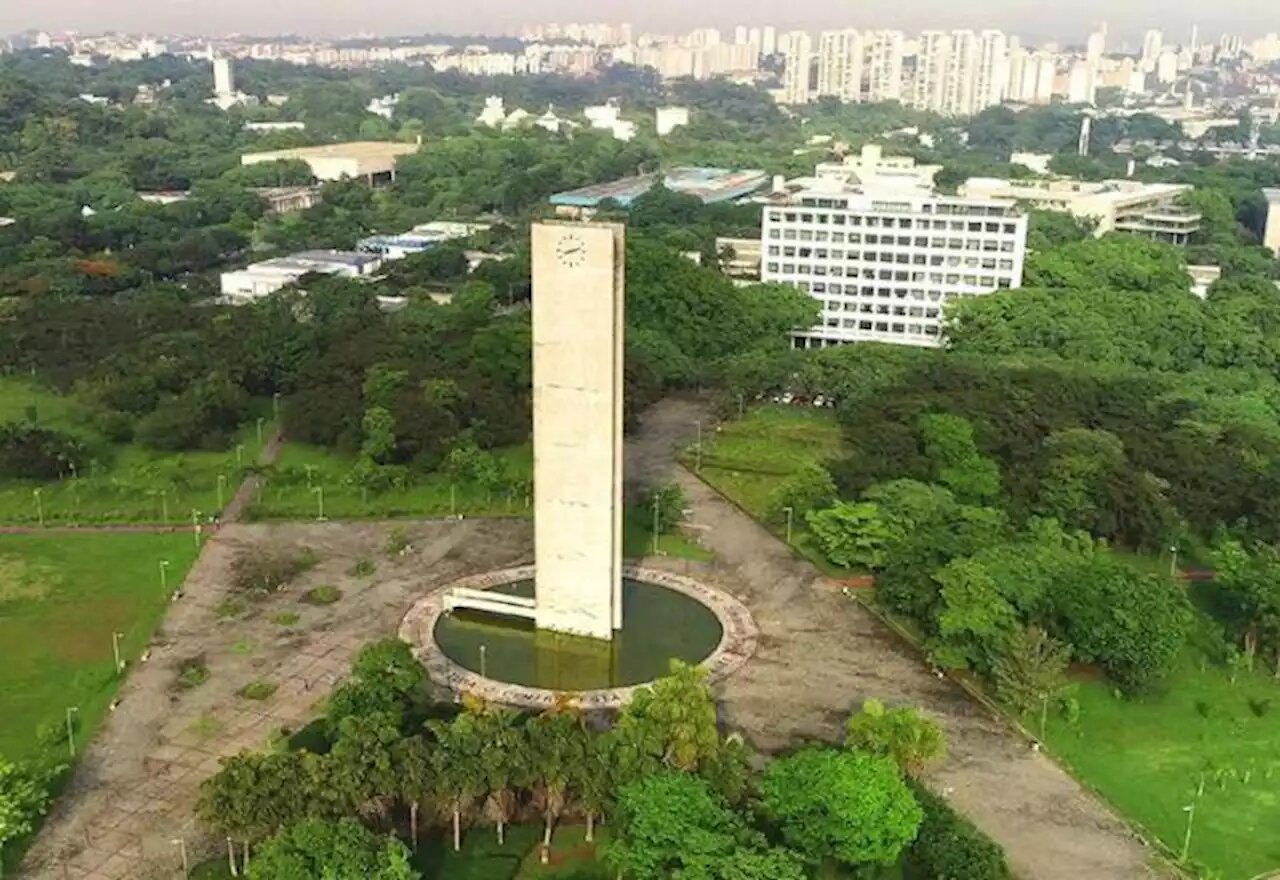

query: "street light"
xmin=652 ymin=494 xmax=661 ymax=556
xmin=112 ymin=631 xmax=125 ymax=675
xmin=1180 ymin=803 xmax=1197 ymax=862
xmin=216 ymin=474 xmax=228 ymax=510
xmin=172 ymin=838 xmax=189 ymax=878
xmin=191 ymin=509 xmax=202 ymax=550
xmin=65 ymin=707 xmax=79 ymax=759
xmin=782 ymin=506 xmax=794 ymax=544
xmin=272 ymin=391 xmax=281 ymax=420
xmin=480 ymin=644 xmax=488 ymax=678
xmin=33 ymin=488 xmax=43 ymax=527
xmin=694 ymin=420 xmax=704 ymax=472
xmin=235 ymin=444 xmax=245 ymax=467
xmin=1170 ymin=545 xmax=1180 ymax=579
xmin=256 ymin=417 xmax=265 ymax=446
xmin=312 ymin=486 xmax=325 ymax=521
xmin=160 ymin=559 xmax=171 ymax=593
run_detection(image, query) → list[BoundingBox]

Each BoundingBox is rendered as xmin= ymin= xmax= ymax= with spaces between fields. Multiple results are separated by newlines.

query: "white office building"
xmin=864 ymin=31 xmax=905 ymax=102
xmin=761 ymin=180 xmax=1027 ymax=348
xmin=817 ymin=29 xmax=864 ymax=102
xmin=213 ymin=57 xmax=234 ymax=98
xmin=219 ymin=250 xmax=383 ymax=303
xmin=782 ymin=31 xmax=813 ymax=105
xmin=1141 ymin=29 xmax=1164 ymax=72
xmin=975 ymin=30 xmax=1009 ymax=109
xmin=1262 ymin=189 xmax=1280 ymax=257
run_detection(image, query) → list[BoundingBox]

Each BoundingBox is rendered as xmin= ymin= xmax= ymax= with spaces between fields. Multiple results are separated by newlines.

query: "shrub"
xmin=174 ymin=655 xmax=210 ymax=691
xmin=904 ymin=783 xmax=1011 ymax=880
xmin=238 ymin=680 xmax=278 ymax=701
xmin=272 ymin=612 xmax=300 ymax=627
xmin=349 ymin=558 xmax=376 ymax=577
xmin=230 ymin=546 xmax=318 ymax=596
xmin=301 ymin=585 xmax=342 ymax=606
xmin=0 ymin=424 xmax=86 ymax=479
xmin=383 ymin=527 xmax=411 ymax=558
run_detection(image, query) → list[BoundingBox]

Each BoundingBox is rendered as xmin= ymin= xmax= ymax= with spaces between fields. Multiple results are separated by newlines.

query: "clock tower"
xmin=530 ymin=221 xmax=625 ymax=641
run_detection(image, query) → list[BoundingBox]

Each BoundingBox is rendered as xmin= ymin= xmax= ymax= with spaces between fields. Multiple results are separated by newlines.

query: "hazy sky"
xmin=2 ymin=0 xmax=1275 ymax=46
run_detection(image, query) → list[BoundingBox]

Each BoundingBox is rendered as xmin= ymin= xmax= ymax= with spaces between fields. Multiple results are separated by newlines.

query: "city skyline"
xmin=2 ymin=0 xmax=1275 ymax=46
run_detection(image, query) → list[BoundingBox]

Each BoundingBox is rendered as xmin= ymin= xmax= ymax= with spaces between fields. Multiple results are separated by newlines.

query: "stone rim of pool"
xmin=399 ymin=564 xmax=759 ymax=710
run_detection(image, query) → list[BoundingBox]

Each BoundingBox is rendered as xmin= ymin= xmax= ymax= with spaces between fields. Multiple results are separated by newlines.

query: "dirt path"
xmin=20 ymin=519 xmax=534 ymax=879
xmin=627 ymin=396 xmax=1165 ymax=880
xmin=220 ymin=425 xmax=285 ymax=525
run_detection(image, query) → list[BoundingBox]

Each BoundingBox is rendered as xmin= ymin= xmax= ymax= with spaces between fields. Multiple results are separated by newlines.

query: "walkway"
xmin=627 ymin=397 xmax=1165 ymax=880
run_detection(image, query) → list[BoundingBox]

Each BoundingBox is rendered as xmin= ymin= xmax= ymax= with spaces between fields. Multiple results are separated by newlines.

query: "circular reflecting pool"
xmin=433 ymin=578 xmax=723 ymax=690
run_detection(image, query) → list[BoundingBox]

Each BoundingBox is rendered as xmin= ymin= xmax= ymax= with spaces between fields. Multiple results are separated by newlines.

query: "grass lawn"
xmin=691 ymin=404 xmax=848 ymax=574
xmin=1038 ymin=618 xmax=1280 ymax=879
xmin=247 ymin=442 xmax=534 ymax=521
xmin=0 ymin=377 xmax=275 ymax=524
xmin=0 ymin=532 xmax=200 ymax=760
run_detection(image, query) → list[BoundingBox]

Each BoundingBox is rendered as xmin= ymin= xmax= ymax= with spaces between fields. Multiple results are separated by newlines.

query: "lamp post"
xmin=216 ymin=474 xmax=227 ymax=510
xmin=235 ymin=444 xmax=245 ymax=467
xmin=33 ymin=488 xmax=43 ymax=527
xmin=65 ymin=706 xmax=79 ymax=759
xmin=783 ymin=506 xmax=794 ymax=544
xmin=272 ymin=391 xmax=281 ymax=420
xmin=1169 ymin=545 xmax=1180 ymax=579
xmin=312 ymin=486 xmax=325 ymax=521
xmin=172 ymin=838 xmax=189 ymax=878
xmin=1180 ymin=802 xmax=1196 ymax=862
xmin=652 ymin=494 xmax=661 ymax=556
xmin=480 ymin=645 xmax=488 ymax=678
xmin=112 ymin=631 xmax=125 ymax=675
xmin=256 ymin=417 xmax=265 ymax=446
xmin=191 ymin=509 xmax=201 ymax=550
xmin=694 ymin=420 xmax=703 ymax=472
xmin=160 ymin=559 xmax=171 ymax=593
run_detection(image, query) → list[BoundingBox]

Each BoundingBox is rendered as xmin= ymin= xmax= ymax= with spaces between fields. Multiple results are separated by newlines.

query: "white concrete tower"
xmin=531 ymin=222 xmax=625 ymax=641
xmin=213 ymin=57 xmax=234 ymax=99
xmin=817 ymin=29 xmax=864 ymax=102
xmin=782 ymin=31 xmax=813 ymax=105
xmin=1263 ymin=189 xmax=1280 ymax=257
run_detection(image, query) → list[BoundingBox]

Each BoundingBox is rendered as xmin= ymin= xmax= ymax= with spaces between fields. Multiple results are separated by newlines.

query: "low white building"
xmin=241 ymin=142 xmax=418 ymax=184
xmin=812 ymin=145 xmax=942 ymax=191
xmin=656 ymin=106 xmax=690 ymax=136
xmin=1264 ymin=188 xmax=1280 ymax=257
xmin=357 ymin=221 xmax=492 ymax=260
xmin=219 ymin=250 xmax=382 ymax=303
xmin=761 ymin=178 xmax=1028 ymax=348
xmin=1010 ymin=152 xmax=1054 ymax=175
xmin=245 ymin=121 xmax=306 ymax=134
xmin=959 ymin=177 xmax=1202 ymax=244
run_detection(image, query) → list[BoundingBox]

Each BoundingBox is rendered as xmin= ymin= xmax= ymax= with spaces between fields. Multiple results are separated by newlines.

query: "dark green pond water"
xmin=433 ymin=579 xmax=722 ymax=689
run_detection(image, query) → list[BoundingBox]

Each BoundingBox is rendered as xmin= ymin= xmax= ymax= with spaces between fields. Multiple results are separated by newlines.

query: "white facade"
xmin=975 ymin=30 xmax=1009 ymax=109
xmin=1141 ymin=29 xmax=1164 ymax=72
xmin=761 ymin=183 xmax=1027 ymax=348
xmin=531 ymin=222 xmax=624 ymax=641
xmin=782 ymin=31 xmax=813 ymax=105
xmin=1264 ymin=189 xmax=1280 ymax=257
xmin=940 ymin=30 xmax=979 ymax=116
xmin=656 ymin=106 xmax=690 ymax=136
xmin=219 ymin=251 xmax=382 ymax=303
xmin=913 ymin=31 xmax=949 ymax=112
xmin=1156 ymin=49 xmax=1179 ymax=84
xmin=213 ymin=57 xmax=234 ymax=98
xmin=817 ymin=30 xmax=864 ymax=102
xmin=864 ymin=31 xmax=905 ymax=102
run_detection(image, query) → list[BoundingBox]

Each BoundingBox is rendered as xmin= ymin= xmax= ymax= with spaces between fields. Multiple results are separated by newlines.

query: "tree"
xmin=606 ymin=772 xmax=745 ymax=880
xmin=326 ymin=639 xmax=426 ymax=729
xmin=472 ymin=703 xmax=529 ymax=845
xmin=247 ymin=819 xmax=417 ymax=880
xmin=640 ymin=483 xmax=688 ymax=534
xmin=1212 ymin=539 xmax=1280 ymax=677
xmin=905 ymin=783 xmax=1011 ymax=880
xmin=1050 ymin=554 xmax=1191 ymax=694
xmin=391 ymin=735 xmax=434 ymax=853
xmin=918 ymin=413 xmax=1001 ymax=505
xmin=765 ymin=462 xmax=837 ymax=524
xmin=845 ymin=699 xmax=946 ymax=777
xmin=613 ymin=661 xmax=722 ymax=781
xmin=427 ymin=709 xmax=486 ymax=852
xmin=991 ymin=625 xmax=1072 ymax=716
xmin=806 ymin=501 xmax=896 ymax=569
xmin=527 ymin=703 xmax=589 ymax=857
xmin=197 ymin=752 xmax=319 ymax=854
xmin=328 ymin=712 xmax=402 ymax=820
xmin=761 ymin=748 xmax=922 ymax=870
xmin=931 ymin=557 xmax=1020 ymax=672
xmin=0 ymin=759 xmax=53 ymax=875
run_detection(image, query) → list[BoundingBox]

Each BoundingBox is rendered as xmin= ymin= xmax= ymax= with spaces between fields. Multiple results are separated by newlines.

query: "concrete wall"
xmin=531 ymin=222 xmax=625 ymax=640
xmin=1265 ymin=189 xmax=1280 ymax=257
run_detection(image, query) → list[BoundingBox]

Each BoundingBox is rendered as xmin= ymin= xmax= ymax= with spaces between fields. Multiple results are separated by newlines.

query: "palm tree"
xmin=527 ymin=698 xmax=589 ymax=861
xmin=427 ymin=712 xmax=485 ymax=852
xmin=844 ymin=698 xmax=946 ymax=777
xmin=393 ymin=735 xmax=434 ymax=852
xmin=569 ymin=728 xmax=615 ymax=844
xmin=473 ymin=703 xmax=529 ymax=846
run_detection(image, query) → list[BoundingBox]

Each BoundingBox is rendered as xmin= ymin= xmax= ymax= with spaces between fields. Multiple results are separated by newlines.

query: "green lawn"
xmin=247 ymin=442 xmax=534 ymax=521
xmin=691 ymin=404 xmax=848 ymax=574
xmin=0 ymin=377 xmax=275 ymax=524
xmin=0 ymin=532 xmax=200 ymax=760
xmin=1039 ymin=622 xmax=1280 ymax=879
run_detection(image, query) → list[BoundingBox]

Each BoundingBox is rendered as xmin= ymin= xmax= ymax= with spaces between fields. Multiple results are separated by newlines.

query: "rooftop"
xmin=242 ymin=141 xmax=419 ymax=163
xmin=550 ymin=167 xmax=767 ymax=208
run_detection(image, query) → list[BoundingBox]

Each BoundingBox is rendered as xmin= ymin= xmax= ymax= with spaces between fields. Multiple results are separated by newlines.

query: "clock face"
xmin=555 ymin=232 xmax=587 ymax=268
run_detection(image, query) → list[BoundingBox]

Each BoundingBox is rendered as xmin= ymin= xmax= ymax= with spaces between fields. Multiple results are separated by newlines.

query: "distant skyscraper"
xmin=762 ymin=26 xmax=778 ymax=56
xmin=782 ymin=31 xmax=813 ymax=105
xmin=913 ymin=30 xmax=950 ymax=112
xmin=734 ymin=25 xmax=749 ymax=45
xmin=940 ymin=30 xmax=979 ymax=115
xmin=817 ymin=30 xmax=864 ymax=102
xmin=1141 ymin=30 xmax=1163 ymax=72
xmin=213 ymin=57 xmax=234 ymax=98
xmin=975 ymin=30 xmax=1009 ymax=110
xmin=864 ymin=31 xmax=905 ymax=102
